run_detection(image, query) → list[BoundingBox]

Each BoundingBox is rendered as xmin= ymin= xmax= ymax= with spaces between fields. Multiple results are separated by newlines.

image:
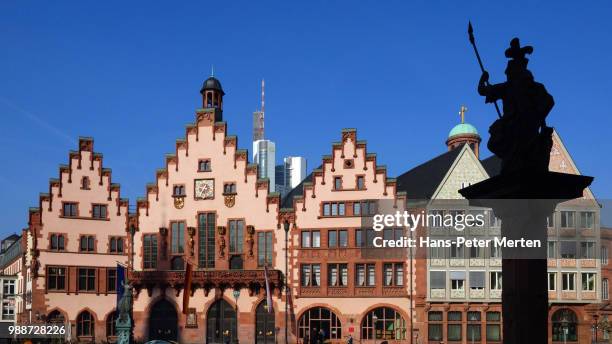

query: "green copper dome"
xmin=448 ymin=123 xmax=479 ymax=138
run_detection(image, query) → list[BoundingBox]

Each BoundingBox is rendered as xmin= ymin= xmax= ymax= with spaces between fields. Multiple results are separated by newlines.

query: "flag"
xmin=116 ymin=263 xmax=126 ymax=307
xmin=182 ymin=260 xmax=193 ymax=314
xmin=264 ymin=265 xmax=272 ymax=313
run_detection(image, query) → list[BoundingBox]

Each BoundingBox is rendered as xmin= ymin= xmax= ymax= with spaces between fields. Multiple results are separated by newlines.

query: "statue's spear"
xmin=468 ymin=21 xmax=502 ymax=119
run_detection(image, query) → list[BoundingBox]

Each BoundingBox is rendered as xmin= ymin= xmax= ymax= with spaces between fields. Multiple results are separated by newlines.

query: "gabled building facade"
xmin=282 ymin=128 xmax=411 ymax=343
xmin=23 ymin=138 xmax=130 ymax=342
xmin=128 ymin=76 xmax=286 ymax=344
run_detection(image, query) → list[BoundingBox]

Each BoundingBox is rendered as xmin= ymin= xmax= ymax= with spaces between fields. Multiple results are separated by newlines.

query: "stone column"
xmin=460 ymin=170 xmax=592 ymax=344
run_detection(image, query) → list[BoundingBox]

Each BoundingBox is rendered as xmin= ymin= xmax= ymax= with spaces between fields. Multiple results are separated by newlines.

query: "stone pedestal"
xmin=460 ymin=170 xmax=593 ymax=344
xmin=116 ymin=315 xmax=132 ymax=344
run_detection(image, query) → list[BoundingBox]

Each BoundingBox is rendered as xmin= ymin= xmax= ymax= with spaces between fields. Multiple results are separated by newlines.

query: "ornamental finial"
xmin=459 ymin=105 xmax=468 ymax=124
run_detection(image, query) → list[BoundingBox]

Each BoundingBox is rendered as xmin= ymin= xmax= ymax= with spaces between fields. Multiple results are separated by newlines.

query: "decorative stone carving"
xmin=246 ymin=225 xmax=255 ymax=258
xmin=159 ymin=227 xmax=168 ymax=260
xmin=450 ymin=289 xmax=466 ymax=299
xmin=217 ymin=226 xmax=226 ymax=258
xmin=224 ymin=194 xmax=235 ymax=208
xmin=173 ymin=196 xmax=185 ymax=209
xmin=430 ymin=289 xmax=445 ymax=299
xmin=187 ymin=226 xmax=196 ymax=257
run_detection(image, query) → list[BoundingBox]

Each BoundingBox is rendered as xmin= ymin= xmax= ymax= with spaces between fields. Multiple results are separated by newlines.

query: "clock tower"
xmin=200 ymin=73 xmax=225 ymax=121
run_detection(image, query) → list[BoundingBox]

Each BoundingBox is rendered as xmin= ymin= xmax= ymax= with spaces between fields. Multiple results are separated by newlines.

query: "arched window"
xmin=361 ymin=307 xmax=407 ymax=340
xmin=77 ymin=311 xmax=95 ymax=337
xmin=552 ymin=309 xmax=578 ymax=342
xmin=298 ymin=307 xmax=342 ymax=341
xmin=106 ymin=311 xmax=117 ymax=338
xmin=47 ymin=310 xmax=65 ymax=324
xmin=171 ymin=256 xmax=185 ymax=270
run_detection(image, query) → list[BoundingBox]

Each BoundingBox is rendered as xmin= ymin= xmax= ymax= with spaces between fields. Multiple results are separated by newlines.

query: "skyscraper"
xmin=253 ymin=139 xmax=276 ymax=191
xmin=252 ymin=79 xmax=276 ymax=191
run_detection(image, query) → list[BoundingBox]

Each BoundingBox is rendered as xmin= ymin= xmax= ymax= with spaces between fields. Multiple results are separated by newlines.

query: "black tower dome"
xmin=200 ymin=75 xmax=225 ymax=115
xmin=200 ymin=76 xmax=225 ymax=95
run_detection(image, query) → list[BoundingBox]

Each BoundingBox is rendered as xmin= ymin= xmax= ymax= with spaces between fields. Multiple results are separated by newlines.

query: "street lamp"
xmin=233 ymin=289 xmax=241 ymax=344
xmin=283 ymin=220 xmax=290 ymax=344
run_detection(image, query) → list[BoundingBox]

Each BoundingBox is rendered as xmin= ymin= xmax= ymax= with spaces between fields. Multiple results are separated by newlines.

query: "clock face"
xmin=194 ymin=179 xmax=214 ymax=200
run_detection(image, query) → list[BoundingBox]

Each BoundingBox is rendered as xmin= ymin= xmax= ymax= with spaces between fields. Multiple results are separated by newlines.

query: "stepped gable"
xmin=284 ymin=128 xmax=406 ymax=213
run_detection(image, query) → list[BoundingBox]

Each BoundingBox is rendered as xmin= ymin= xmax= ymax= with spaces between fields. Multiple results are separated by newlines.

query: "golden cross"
xmin=459 ymin=105 xmax=468 ymax=124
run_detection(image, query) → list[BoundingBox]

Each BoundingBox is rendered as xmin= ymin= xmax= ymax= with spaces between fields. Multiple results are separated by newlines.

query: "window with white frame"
xmin=2 ymin=301 xmax=14 ymax=320
xmin=580 ymin=242 xmax=595 ymax=259
xmin=603 ymin=278 xmax=609 ymax=300
xmin=548 ymin=273 xmax=556 ymax=291
xmin=561 ymin=211 xmax=575 ymax=228
xmin=490 ymin=245 xmax=502 ymax=259
xmin=560 ymin=241 xmax=576 ymax=259
xmin=469 ymin=246 xmax=482 ymax=259
xmin=430 ymin=271 xmax=445 ymax=291
xmin=602 ymin=246 xmax=608 ymax=265
xmin=450 ymin=271 xmax=465 ymax=290
xmin=581 ymin=272 xmax=596 ymax=291
xmin=579 ymin=212 xmax=594 ymax=229
xmin=470 ymin=271 xmax=485 ymax=290
xmin=562 ymin=272 xmax=576 ymax=291
xmin=3 ymin=280 xmax=15 ymax=295
xmin=450 ymin=244 xmax=464 ymax=259
xmin=547 ymin=241 xmax=557 ymax=259
xmin=430 ymin=246 xmax=445 ymax=259
xmin=490 ymin=271 xmax=502 ymax=290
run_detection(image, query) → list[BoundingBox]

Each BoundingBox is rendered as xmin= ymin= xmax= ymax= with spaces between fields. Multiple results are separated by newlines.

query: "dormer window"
xmin=223 ymin=183 xmax=237 ymax=195
xmin=81 ymin=177 xmax=90 ymax=190
xmin=173 ymin=185 xmax=186 ymax=197
xmin=198 ymin=159 xmax=211 ymax=172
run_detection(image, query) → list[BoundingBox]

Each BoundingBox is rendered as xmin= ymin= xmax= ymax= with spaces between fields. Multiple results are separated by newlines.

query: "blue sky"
xmin=1 ymin=1 xmax=611 ymax=235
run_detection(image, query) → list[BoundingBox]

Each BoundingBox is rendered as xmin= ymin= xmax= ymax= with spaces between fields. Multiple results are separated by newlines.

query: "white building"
xmin=275 ymin=156 xmax=307 ymax=197
xmin=0 ymin=234 xmax=21 ymax=324
xmin=284 ymin=156 xmax=307 ymax=189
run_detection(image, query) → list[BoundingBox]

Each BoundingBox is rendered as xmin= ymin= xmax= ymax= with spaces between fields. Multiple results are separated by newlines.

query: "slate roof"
xmin=281 ymin=168 xmax=316 ymax=208
xmin=395 ymin=147 xmax=462 ymax=199
xmin=480 ymin=155 xmax=502 ymax=177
